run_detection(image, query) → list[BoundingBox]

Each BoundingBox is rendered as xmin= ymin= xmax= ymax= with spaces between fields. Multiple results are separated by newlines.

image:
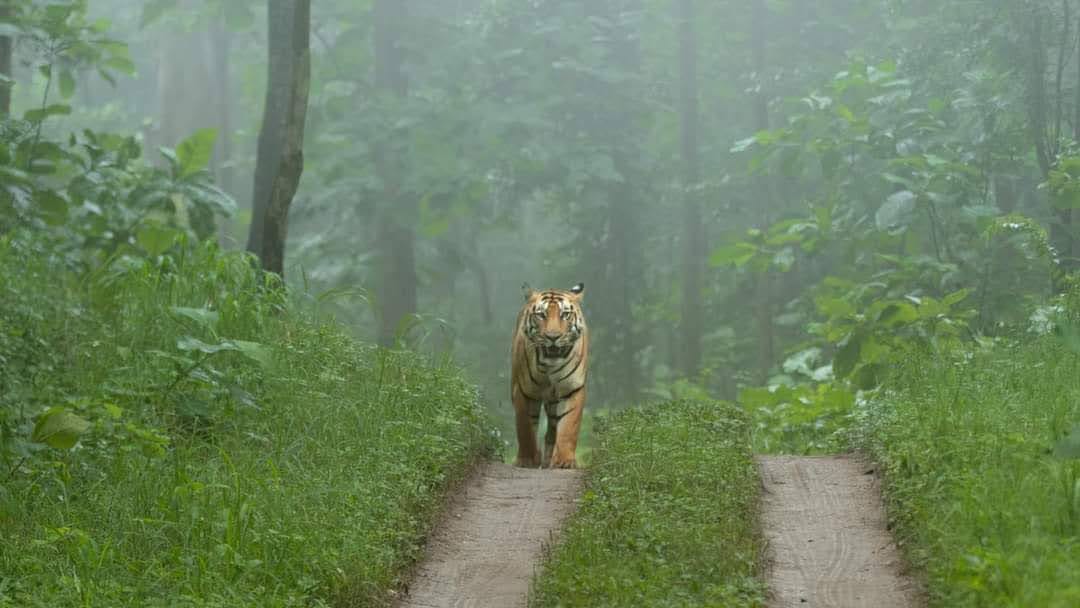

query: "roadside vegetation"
xmin=853 ymin=338 xmax=1080 ymax=607
xmin=530 ymin=400 xmax=764 ymax=608
xmin=0 ymin=235 xmax=496 ymax=607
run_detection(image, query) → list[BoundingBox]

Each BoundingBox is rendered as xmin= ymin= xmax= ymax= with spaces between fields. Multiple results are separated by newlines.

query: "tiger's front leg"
xmin=511 ymin=384 xmax=542 ymax=468
xmin=549 ymin=386 xmax=586 ymax=469
xmin=542 ymin=412 xmax=557 ymax=468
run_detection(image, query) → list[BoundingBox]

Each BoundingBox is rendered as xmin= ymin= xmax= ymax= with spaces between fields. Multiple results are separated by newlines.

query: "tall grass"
xmin=0 ymin=236 xmax=496 ymax=607
xmin=856 ymin=340 xmax=1080 ymax=607
xmin=530 ymin=400 xmax=764 ymax=608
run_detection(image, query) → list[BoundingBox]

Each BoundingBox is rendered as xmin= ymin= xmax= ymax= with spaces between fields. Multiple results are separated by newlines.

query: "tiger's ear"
xmin=570 ymin=282 xmax=584 ymax=298
xmin=522 ymin=282 xmax=535 ymax=301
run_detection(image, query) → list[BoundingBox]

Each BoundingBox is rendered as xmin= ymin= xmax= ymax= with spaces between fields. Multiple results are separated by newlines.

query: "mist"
xmin=1 ymin=0 xmax=1067 ymax=441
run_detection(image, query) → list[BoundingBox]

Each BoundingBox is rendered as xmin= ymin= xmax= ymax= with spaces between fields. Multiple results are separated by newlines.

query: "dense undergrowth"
xmin=530 ymin=400 xmax=764 ymax=608
xmin=854 ymin=340 xmax=1080 ymax=607
xmin=0 ymin=234 xmax=496 ymax=607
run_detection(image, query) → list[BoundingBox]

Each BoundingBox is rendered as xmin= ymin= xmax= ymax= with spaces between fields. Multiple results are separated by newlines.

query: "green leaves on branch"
xmin=176 ymin=336 xmax=270 ymax=367
xmin=171 ymin=305 xmax=272 ymax=369
xmin=815 ymin=282 xmax=973 ymax=389
xmin=709 ymin=208 xmax=834 ymax=273
xmin=23 ymin=104 xmax=71 ymax=124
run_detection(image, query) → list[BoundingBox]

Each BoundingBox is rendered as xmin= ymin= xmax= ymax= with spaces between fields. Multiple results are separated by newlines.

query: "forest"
xmin=1 ymin=0 xmax=1079 ymax=606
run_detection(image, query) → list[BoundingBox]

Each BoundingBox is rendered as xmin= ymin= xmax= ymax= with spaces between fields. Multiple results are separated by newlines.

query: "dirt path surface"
xmin=396 ymin=462 xmax=583 ymax=608
xmin=758 ymin=455 xmax=923 ymax=608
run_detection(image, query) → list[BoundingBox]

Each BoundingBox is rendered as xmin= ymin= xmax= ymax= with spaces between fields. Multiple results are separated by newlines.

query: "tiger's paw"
xmin=548 ymin=456 xmax=577 ymax=469
xmin=513 ymin=453 xmax=542 ymax=468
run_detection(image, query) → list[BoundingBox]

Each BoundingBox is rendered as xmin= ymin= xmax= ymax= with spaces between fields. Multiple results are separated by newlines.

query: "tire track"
xmin=396 ymin=463 xmax=583 ymax=608
xmin=758 ymin=455 xmax=923 ymax=608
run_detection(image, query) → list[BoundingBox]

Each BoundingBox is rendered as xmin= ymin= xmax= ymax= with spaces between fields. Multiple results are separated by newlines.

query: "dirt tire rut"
xmin=396 ymin=462 xmax=583 ymax=608
xmin=758 ymin=455 xmax=923 ymax=608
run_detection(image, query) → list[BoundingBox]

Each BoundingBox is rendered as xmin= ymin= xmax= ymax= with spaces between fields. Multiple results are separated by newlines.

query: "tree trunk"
xmin=752 ymin=0 xmax=775 ymax=383
xmin=210 ymin=22 xmax=234 ymax=196
xmin=245 ymin=0 xmax=311 ymax=276
xmin=209 ymin=21 xmax=235 ymax=245
xmin=374 ymin=0 xmax=417 ymax=347
xmin=0 ymin=0 xmax=14 ymax=117
xmin=1024 ymin=4 xmax=1077 ymax=275
xmin=678 ymin=0 xmax=704 ymax=378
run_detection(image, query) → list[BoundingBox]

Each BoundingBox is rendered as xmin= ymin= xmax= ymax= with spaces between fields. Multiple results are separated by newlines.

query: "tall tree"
xmin=751 ymin=0 xmax=774 ymax=381
xmin=678 ymin=0 xmax=703 ymax=377
xmin=373 ymin=0 xmax=417 ymax=347
xmin=246 ymin=0 xmax=311 ymax=276
xmin=0 ymin=0 xmax=13 ymax=117
xmin=1023 ymin=1 xmax=1078 ymax=275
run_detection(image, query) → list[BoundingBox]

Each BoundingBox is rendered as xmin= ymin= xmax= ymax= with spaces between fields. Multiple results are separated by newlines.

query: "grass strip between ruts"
xmin=531 ymin=399 xmax=764 ymax=608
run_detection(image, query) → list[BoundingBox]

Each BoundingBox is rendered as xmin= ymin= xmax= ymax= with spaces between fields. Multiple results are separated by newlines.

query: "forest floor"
xmin=395 ymin=463 xmax=583 ymax=608
xmin=758 ymin=455 xmax=924 ymax=608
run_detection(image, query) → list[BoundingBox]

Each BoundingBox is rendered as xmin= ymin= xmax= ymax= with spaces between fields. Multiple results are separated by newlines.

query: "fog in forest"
xmin=1 ymin=0 xmax=1067 ymax=441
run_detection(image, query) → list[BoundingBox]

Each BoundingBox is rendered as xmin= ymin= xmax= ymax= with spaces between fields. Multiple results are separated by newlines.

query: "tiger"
xmin=510 ymin=282 xmax=589 ymax=469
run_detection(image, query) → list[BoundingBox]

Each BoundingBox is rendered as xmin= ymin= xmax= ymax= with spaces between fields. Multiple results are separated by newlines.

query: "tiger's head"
xmin=521 ymin=283 xmax=586 ymax=358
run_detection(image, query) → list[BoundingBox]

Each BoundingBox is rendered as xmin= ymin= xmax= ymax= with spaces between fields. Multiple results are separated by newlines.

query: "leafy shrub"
xmin=855 ymin=341 xmax=1080 ymax=607
xmin=0 ymin=235 xmax=497 ymax=607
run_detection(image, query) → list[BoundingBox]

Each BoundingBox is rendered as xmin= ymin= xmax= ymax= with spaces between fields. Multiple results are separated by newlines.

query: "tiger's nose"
xmin=543 ymin=331 xmax=560 ymax=342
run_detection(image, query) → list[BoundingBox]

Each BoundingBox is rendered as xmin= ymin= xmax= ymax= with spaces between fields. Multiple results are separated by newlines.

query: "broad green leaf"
xmin=59 ymin=70 xmax=76 ymax=99
xmin=815 ymin=295 xmax=855 ymax=319
xmin=833 ymin=332 xmax=863 ymax=379
xmin=23 ymin=104 xmax=71 ymax=123
xmin=37 ymin=190 xmax=69 ymax=226
xmin=730 ymin=136 xmax=758 ymax=153
xmin=170 ymin=307 xmax=219 ymax=329
xmin=104 ymin=55 xmax=136 ymax=75
xmin=176 ymin=128 xmax=218 ymax=178
xmin=943 ymin=289 xmax=970 ymax=308
xmin=709 ymin=243 xmax=757 ymax=267
xmin=176 ymin=336 xmax=241 ymax=355
xmin=876 ymin=190 xmax=917 ymax=233
xmin=234 ymin=340 xmax=273 ymax=368
xmin=136 ymin=224 xmax=180 ymax=256
xmin=876 ymin=301 xmax=918 ymax=326
xmin=32 ymin=407 xmax=90 ymax=450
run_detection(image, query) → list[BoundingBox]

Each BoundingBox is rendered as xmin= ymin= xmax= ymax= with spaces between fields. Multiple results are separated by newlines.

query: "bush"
xmin=0 ymin=236 xmax=497 ymax=607
xmin=856 ymin=341 xmax=1080 ymax=607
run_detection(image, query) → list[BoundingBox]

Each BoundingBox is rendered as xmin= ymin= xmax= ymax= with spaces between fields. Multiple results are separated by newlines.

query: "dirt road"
xmin=396 ymin=462 xmax=583 ymax=608
xmin=758 ymin=455 xmax=923 ymax=608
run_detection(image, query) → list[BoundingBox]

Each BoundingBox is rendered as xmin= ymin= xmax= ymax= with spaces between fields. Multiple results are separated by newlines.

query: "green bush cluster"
xmin=0 ymin=235 xmax=496 ymax=607
xmin=530 ymin=400 xmax=764 ymax=608
xmin=856 ymin=341 xmax=1080 ymax=607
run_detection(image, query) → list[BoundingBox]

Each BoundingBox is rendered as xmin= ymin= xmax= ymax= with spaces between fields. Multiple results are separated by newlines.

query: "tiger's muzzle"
xmin=540 ymin=343 xmax=573 ymax=358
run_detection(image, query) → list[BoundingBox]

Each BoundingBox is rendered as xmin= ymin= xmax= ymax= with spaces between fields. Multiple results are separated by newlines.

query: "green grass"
xmin=855 ymin=340 xmax=1080 ymax=607
xmin=0 ymin=237 xmax=496 ymax=607
xmin=530 ymin=400 xmax=764 ymax=608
